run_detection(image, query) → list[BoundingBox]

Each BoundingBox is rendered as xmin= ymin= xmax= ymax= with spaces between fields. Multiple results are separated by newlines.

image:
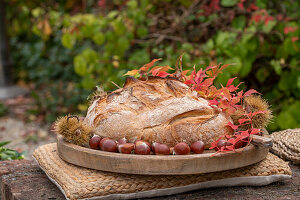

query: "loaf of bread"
xmin=85 ymin=77 xmax=232 ymax=148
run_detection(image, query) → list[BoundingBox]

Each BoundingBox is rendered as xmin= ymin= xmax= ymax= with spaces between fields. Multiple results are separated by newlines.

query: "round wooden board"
xmin=57 ymin=135 xmax=269 ymax=175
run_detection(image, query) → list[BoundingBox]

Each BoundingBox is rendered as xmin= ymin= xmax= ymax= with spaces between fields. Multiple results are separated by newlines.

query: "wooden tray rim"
xmin=57 ymin=135 xmax=270 ymax=175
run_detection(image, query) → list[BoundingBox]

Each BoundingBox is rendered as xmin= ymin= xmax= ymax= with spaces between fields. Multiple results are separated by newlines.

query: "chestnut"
xmin=217 ymin=139 xmax=227 ymax=148
xmin=134 ymin=142 xmax=151 ymax=155
xmin=101 ymin=138 xmax=118 ymax=152
xmin=135 ymin=140 xmax=151 ymax=149
xmin=117 ymin=138 xmax=127 ymax=145
xmin=154 ymin=143 xmax=170 ymax=155
xmin=89 ymin=135 xmax=102 ymax=150
xmin=118 ymin=143 xmax=135 ymax=154
xmin=190 ymin=141 xmax=205 ymax=154
xmin=234 ymin=140 xmax=246 ymax=149
xmin=99 ymin=137 xmax=110 ymax=150
xmin=151 ymin=142 xmax=159 ymax=152
xmin=173 ymin=142 xmax=190 ymax=155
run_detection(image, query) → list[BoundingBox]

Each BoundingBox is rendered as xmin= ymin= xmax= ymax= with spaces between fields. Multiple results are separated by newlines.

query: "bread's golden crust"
xmin=85 ymin=77 xmax=232 ymax=147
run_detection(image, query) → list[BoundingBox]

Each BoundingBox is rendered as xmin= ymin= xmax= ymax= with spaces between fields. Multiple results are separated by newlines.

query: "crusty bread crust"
xmin=85 ymin=77 xmax=232 ymax=147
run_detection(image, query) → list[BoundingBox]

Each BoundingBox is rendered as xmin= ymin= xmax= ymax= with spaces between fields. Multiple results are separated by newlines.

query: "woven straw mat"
xmin=33 ymin=143 xmax=291 ymax=200
xmin=270 ymin=128 xmax=300 ymax=164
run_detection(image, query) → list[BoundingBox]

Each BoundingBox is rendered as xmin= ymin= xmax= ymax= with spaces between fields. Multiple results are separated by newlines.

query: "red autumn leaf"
xmin=226 ymin=122 xmax=238 ymax=130
xmin=249 ymin=3 xmax=258 ymax=11
xmin=201 ymin=78 xmax=215 ymax=89
xmin=184 ymin=79 xmax=195 ymax=85
xmin=156 ymin=71 xmax=170 ymax=78
xmin=209 ymin=136 xmax=223 ymax=150
xmin=149 ymin=66 xmax=161 ymax=75
xmin=209 ymin=0 xmax=220 ymax=11
xmin=250 ymin=128 xmax=261 ymax=135
xmin=225 ymin=134 xmax=231 ymax=139
xmin=240 ymin=130 xmax=250 ymax=137
xmin=225 ymin=145 xmax=235 ymax=151
xmin=277 ymin=14 xmax=284 ymax=21
xmin=208 ymin=99 xmax=219 ymax=106
xmin=207 ymin=64 xmax=231 ymax=78
xmin=284 ymin=26 xmax=297 ymax=35
xmin=140 ymin=58 xmax=162 ymax=72
xmin=226 ymin=77 xmax=237 ymax=87
xmin=251 ymin=110 xmax=267 ymax=117
xmin=150 ymin=65 xmax=173 ymax=76
xmin=237 ymin=2 xmax=244 ymax=10
xmin=238 ymin=118 xmax=250 ymax=125
xmin=123 ymin=69 xmax=139 ymax=77
xmin=244 ymin=89 xmax=259 ymax=97
xmin=292 ymin=37 xmax=299 ymax=42
xmin=181 ymin=70 xmax=190 ymax=76
xmin=227 ymin=138 xmax=235 ymax=145
xmin=264 ymin=16 xmax=274 ymax=25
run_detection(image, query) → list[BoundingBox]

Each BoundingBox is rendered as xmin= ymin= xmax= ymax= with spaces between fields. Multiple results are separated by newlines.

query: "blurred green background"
xmin=4 ymin=0 xmax=300 ymax=131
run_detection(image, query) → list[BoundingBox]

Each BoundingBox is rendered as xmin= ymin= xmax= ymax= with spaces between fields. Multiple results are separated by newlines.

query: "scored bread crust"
xmin=85 ymin=77 xmax=232 ymax=148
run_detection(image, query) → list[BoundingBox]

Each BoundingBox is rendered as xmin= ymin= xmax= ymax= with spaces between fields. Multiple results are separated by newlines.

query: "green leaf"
xmin=278 ymin=71 xmax=292 ymax=91
xmin=216 ymin=32 xmax=228 ymax=47
xmin=74 ymin=55 xmax=87 ymax=76
xmin=137 ymin=26 xmax=148 ymax=37
xmin=128 ymin=49 xmax=150 ymax=65
xmin=107 ymin=11 xmax=118 ymax=19
xmin=232 ymin=16 xmax=246 ymax=30
xmin=256 ymin=67 xmax=270 ymax=83
xmin=270 ymin=60 xmax=282 ymax=75
xmin=224 ymin=57 xmax=242 ymax=74
xmin=92 ymin=32 xmax=105 ymax=45
xmin=31 ymin=8 xmax=44 ymax=17
xmin=81 ymin=76 xmax=96 ymax=90
xmin=203 ymin=39 xmax=214 ymax=53
xmin=112 ymin=20 xmax=126 ymax=35
xmin=262 ymin=20 xmax=276 ymax=33
xmin=256 ymin=0 xmax=267 ymax=8
xmin=221 ymin=0 xmax=238 ymax=7
xmin=127 ymin=0 xmax=138 ymax=9
xmin=277 ymin=111 xmax=298 ymax=129
xmin=82 ymin=49 xmax=98 ymax=64
xmin=0 ymin=141 xmax=10 ymax=147
xmin=116 ymin=37 xmax=130 ymax=56
xmin=240 ymin=60 xmax=252 ymax=77
xmin=0 ymin=103 xmax=8 ymax=117
xmin=61 ymin=33 xmax=75 ymax=49
xmin=242 ymin=26 xmax=256 ymax=43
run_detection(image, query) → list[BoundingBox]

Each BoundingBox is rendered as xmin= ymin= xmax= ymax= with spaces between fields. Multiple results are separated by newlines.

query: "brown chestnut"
xmin=135 ymin=140 xmax=151 ymax=148
xmin=154 ymin=143 xmax=170 ymax=155
xmin=190 ymin=141 xmax=205 ymax=154
xmin=117 ymin=138 xmax=127 ymax=145
xmin=217 ymin=139 xmax=227 ymax=148
xmin=89 ymin=135 xmax=102 ymax=150
xmin=173 ymin=142 xmax=190 ymax=155
xmin=99 ymin=137 xmax=110 ymax=150
xmin=234 ymin=140 xmax=246 ymax=149
xmin=134 ymin=143 xmax=151 ymax=155
xmin=118 ymin=143 xmax=135 ymax=154
xmin=151 ymin=142 xmax=159 ymax=152
xmin=101 ymin=139 xmax=118 ymax=152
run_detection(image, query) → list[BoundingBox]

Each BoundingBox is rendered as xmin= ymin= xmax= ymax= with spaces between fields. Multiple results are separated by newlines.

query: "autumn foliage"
xmin=124 ymin=57 xmax=267 ymax=153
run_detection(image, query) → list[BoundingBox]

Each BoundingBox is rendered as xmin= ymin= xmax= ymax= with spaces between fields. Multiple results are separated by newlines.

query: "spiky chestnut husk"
xmin=55 ymin=115 xmax=94 ymax=146
xmin=231 ymin=95 xmax=272 ymax=130
xmin=87 ymin=85 xmax=107 ymax=106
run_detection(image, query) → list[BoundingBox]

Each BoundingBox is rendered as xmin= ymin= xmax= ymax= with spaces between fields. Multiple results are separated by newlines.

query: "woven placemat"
xmin=270 ymin=128 xmax=300 ymax=164
xmin=33 ymin=143 xmax=291 ymax=200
